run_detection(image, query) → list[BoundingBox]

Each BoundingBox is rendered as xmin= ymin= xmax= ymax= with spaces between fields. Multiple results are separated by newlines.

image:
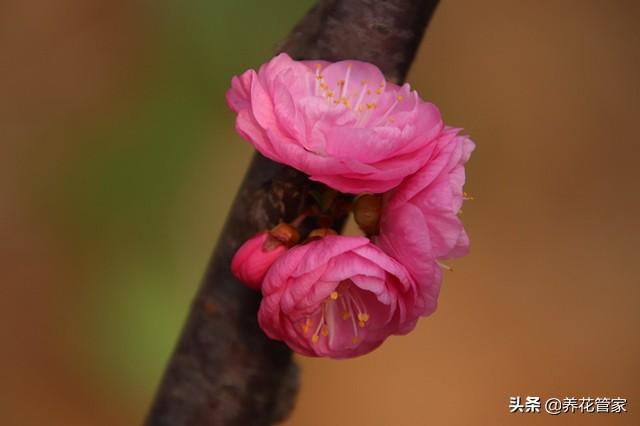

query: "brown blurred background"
xmin=1 ymin=0 xmax=638 ymax=425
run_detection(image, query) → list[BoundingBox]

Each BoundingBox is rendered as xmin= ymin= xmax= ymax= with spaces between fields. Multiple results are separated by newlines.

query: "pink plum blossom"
xmin=231 ymin=231 xmax=288 ymax=290
xmin=226 ymin=53 xmax=444 ymax=194
xmin=258 ymin=235 xmax=429 ymax=359
xmin=376 ymin=129 xmax=475 ymax=308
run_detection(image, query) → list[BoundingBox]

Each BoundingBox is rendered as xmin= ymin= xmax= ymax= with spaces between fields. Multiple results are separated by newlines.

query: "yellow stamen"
xmin=321 ymin=325 xmax=329 ymax=336
xmin=397 ymin=95 xmax=404 ymax=101
xmin=311 ymin=334 xmax=319 ymax=344
xmin=437 ymin=261 xmax=454 ymax=272
xmin=342 ymin=311 xmax=351 ymax=320
xmin=330 ymin=291 xmax=339 ymax=300
xmin=302 ymin=319 xmax=312 ymax=334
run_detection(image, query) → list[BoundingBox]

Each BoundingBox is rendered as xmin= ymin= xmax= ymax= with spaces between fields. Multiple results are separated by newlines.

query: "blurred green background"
xmin=1 ymin=1 xmax=314 ymax=424
xmin=2 ymin=1 xmax=639 ymax=425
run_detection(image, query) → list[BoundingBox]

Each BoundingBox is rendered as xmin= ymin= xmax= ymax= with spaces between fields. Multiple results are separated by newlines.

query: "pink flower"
xmin=376 ymin=129 xmax=474 ymax=311
xmin=258 ymin=236 xmax=428 ymax=359
xmin=226 ymin=53 xmax=444 ymax=194
xmin=231 ymin=232 xmax=288 ymax=290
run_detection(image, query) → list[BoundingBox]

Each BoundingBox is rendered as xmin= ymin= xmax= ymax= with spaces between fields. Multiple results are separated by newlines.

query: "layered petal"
xmin=258 ymin=236 xmax=426 ymax=359
xmin=376 ymin=132 xmax=474 ymax=303
xmin=226 ymin=53 xmax=446 ymax=194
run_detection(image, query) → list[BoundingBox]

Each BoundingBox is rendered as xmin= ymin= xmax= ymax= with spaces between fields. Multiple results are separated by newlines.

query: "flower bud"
xmin=231 ymin=231 xmax=287 ymax=290
xmin=353 ymin=194 xmax=382 ymax=236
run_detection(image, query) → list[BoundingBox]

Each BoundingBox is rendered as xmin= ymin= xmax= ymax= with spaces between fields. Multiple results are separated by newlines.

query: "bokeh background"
xmin=1 ymin=0 xmax=639 ymax=425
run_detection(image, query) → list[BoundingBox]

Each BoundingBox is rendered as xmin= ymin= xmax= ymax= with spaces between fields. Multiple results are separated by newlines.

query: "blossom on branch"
xmin=258 ymin=236 xmax=429 ymax=358
xmin=376 ymin=129 xmax=474 ymax=303
xmin=227 ymin=54 xmax=475 ymax=359
xmin=226 ymin=53 xmax=444 ymax=194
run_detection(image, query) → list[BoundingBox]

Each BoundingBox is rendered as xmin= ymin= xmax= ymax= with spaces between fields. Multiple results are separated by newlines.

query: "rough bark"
xmin=145 ymin=1 xmax=439 ymax=425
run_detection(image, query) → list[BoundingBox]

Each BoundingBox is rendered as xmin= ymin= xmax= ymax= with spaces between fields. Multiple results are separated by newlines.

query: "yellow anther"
xmin=437 ymin=261 xmax=454 ymax=272
xmin=342 ymin=311 xmax=351 ymax=320
xmin=342 ymin=98 xmax=350 ymax=108
xmin=378 ymin=82 xmax=385 ymax=87
xmin=316 ymin=75 xmax=323 ymax=81
xmin=311 ymin=334 xmax=319 ymax=344
xmin=321 ymin=325 xmax=329 ymax=336
xmin=358 ymin=321 xmax=366 ymax=328
xmin=375 ymin=88 xmax=382 ymax=95
xmin=366 ymin=102 xmax=376 ymax=109
xmin=327 ymin=90 xmax=334 ymax=98
xmin=351 ymin=336 xmax=358 ymax=344
xmin=357 ymin=313 xmax=370 ymax=322
xmin=330 ymin=291 xmax=339 ymax=300
xmin=320 ymin=83 xmax=328 ymax=90
xmin=366 ymin=89 xmax=372 ymax=95
xmin=397 ymin=95 xmax=404 ymax=101
xmin=302 ymin=319 xmax=312 ymax=334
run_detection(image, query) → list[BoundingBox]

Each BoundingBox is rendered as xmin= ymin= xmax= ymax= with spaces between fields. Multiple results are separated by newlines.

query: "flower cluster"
xmin=227 ymin=53 xmax=474 ymax=359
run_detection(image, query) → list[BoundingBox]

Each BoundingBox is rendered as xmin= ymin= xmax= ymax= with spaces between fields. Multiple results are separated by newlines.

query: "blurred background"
xmin=1 ymin=0 xmax=638 ymax=425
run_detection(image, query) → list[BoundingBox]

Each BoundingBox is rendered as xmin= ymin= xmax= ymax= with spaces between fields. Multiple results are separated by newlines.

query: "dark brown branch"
xmin=282 ymin=0 xmax=439 ymax=83
xmin=145 ymin=1 xmax=439 ymax=425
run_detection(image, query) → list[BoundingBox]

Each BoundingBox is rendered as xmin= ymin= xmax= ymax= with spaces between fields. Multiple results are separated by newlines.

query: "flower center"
xmin=301 ymin=280 xmax=371 ymax=346
xmin=313 ymin=63 xmax=389 ymax=124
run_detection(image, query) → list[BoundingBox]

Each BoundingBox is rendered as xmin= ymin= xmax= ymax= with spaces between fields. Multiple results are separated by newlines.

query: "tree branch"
xmin=145 ymin=1 xmax=439 ymax=425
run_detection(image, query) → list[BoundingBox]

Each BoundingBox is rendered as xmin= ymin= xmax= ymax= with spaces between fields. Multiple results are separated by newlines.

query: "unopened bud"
xmin=231 ymin=231 xmax=287 ymax=290
xmin=353 ymin=194 xmax=382 ymax=236
xmin=231 ymin=223 xmax=302 ymax=290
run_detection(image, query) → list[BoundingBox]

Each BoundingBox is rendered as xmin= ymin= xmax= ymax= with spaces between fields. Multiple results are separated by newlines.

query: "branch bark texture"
xmin=145 ymin=1 xmax=439 ymax=425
